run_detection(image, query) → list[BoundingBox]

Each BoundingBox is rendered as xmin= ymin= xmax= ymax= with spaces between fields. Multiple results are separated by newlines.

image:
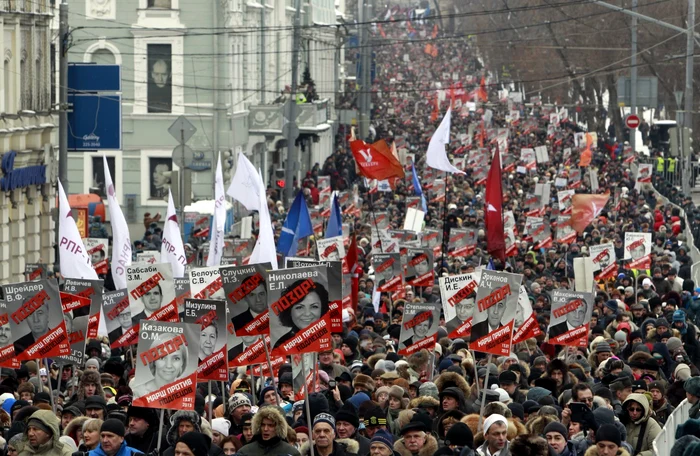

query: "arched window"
xmin=90 ymin=48 xmax=116 ymax=65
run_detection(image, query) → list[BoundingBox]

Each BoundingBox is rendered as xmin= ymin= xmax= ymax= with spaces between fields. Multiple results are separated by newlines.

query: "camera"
xmin=328 ymin=380 xmax=336 ymax=389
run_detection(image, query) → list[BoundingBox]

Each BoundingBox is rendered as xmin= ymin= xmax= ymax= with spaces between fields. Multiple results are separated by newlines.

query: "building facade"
xmin=0 ymin=0 xmax=57 ymax=283
xmin=67 ymin=0 xmax=342 ymax=236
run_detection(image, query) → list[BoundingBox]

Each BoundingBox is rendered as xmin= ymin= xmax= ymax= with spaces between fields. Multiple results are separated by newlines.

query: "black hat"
xmin=85 ymin=395 xmax=107 ymax=410
xmin=475 ymin=390 xmax=500 ymax=406
xmin=632 ymin=379 xmax=648 ymax=391
xmin=334 ymin=402 xmax=359 ymax=429
xmin=178 ymin=432 xmax=211 ymax=456
xmin=544 ymin=422 xmax=569 ymax=439
xmin=609 ymin=376 xmax=633 ymax=391
xmin=103 ymin=360 xmax=125 ymax=379
xmin=33 ymin=392 xmax=51 ymax=405
xmin=596 ymin=424 xmax=622 ymax=447
xmin=62 ymin=406 xmax=82 ymax=418
xmin=400 ymin=410 xmax=432 ymax=435
xmin=444 ymin=422 xmax=473 ymax=448
xmin=533 ymin=377 xmax=558 ymax=394
xmin=522 ymin=400 xmax=540 ymax=414
xmin=336 ymin=372 xmax=352 ymax=383
xmin=279 ymin=372 xmax=293 ymax=386
xmin=508 ymin=403 xmax=524 ymax=421
xmin=498 ymin=370 xmax=518 ymax=385
xmin=100 ymin=419 xmax=126 ymax=437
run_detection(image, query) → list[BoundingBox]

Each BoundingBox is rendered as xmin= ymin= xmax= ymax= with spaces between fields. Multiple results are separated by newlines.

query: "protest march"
xmin=4 ymin=4 xmax=700 ymax=456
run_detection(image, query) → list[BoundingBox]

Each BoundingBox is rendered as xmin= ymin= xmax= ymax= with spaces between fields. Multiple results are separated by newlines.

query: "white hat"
xmin=39 ymin=368 xmax=47 ymax=376
xmin=0 ymin=393 xmax=14 ymax=405
xmin=483 ymin=413 xmax=508 ymax=434
xmin=493 ymin=387 xmax=511 ymax=404
xmin=211 ymin=418 xmax=231 ymax=436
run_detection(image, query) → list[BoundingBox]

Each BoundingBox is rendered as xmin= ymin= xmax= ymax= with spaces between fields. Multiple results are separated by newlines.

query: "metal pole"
xmin=58 ymin=2 xmax=68 ymax=193
xmin=630 ymin=0 xmax=637 ymax=152
xmin=180 ymin=130 xmax=185 ymax=238
xmin=283 ymin=0 xmax=302 ymax=207
xmin=260 ymin=7 xmax=266 ymax=104
xmin=301 ymin=355 xmax=316 ymax=456
xmin=684 ymin=0 xmax=695 ymax=196
xmin=212 ymin=0 xmax=221 ymax=187
xmin=478 ymin=354 xmax=493 ymax=432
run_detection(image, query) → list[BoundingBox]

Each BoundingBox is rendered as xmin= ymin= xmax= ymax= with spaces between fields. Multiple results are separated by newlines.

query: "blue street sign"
xmin=68 ymin=64 xmax=121 ymax=92
xmin=67 ymin=94 xmax=122 ymax=151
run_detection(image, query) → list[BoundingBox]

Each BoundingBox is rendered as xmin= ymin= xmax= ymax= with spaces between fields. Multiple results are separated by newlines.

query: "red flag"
xmin=485 ymin=148 xmax=505 ymax=263
xmin=406 ymin=21 xmax=416 ymax=35
xmin=378 ymin=24 xmax=386 ymax=38
xmin=570 ymin=193 xmax=610 ymax=233
xmin=478 ymin=76 xmax=488 ymax=102
xmin=350 ymin=139 xmax=405 ymax=180
xmin=430 ymin=96 xmax=439 ymax=122
xmin=579 ymin=133 xmax=593 ymax=167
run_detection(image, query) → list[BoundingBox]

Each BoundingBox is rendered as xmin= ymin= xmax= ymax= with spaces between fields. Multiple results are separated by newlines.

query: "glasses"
xmin=627 ymin=407 xmax=643 ymax=412
xmin=580 ymin=397 xmax=593 ymax=404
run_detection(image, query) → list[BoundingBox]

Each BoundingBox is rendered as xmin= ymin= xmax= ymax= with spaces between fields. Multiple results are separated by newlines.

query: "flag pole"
xmin=262 ymin=341 xmax=280 ymax=407
xmin=301 ymin=355 xmax=316 ymax=456
xmin=477 ymin=353 xmax=493 ymax=432
xmin=440 ymin=171 xmax=450 ymax=276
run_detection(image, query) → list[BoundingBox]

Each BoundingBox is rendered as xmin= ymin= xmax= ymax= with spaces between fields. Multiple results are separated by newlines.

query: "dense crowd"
xmin=13 ymin=4 xmax=700 ymax=456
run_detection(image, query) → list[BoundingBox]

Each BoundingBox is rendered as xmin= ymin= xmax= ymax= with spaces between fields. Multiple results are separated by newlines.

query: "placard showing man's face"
xmin=147 ymin=44 xmax=172 ymax=113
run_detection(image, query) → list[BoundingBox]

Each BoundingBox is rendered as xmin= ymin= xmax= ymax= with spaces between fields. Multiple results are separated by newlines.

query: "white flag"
xmin=161 ymin=190 xmax=187 ymax=278
xmin=426 ymin=107 xmax=465 ymax=174
xmin=58 ymin=181 xmax=98 ymax=280
xmin=104 ymin=156 xmax=132 ymax=289
xmin=227 ymin=152 xmax=264 ymax=211
xmin=207 ymin=153 xmax=226 ymax=267
xmin=249 ymin=168 xmax=278 ymax=269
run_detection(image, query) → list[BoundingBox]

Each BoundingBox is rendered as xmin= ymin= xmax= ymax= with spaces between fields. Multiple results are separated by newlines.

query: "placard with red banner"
xmin=406 ymin=248 xmax=434 ymax=287
xmin=372 ymin=253 xmax=403 ymax=292
xmin=103 ymin=289 xmax=134 ymax=349
xmin=439 ymin=271 xmax=481 ymax=339
xmin=421 ymin=229 xmax=442 ymax=257
xmin=267 ymin=265 xmax=333 ymax=357
xmin=24 ymin=264 xmax=48 ymax=282
xmin=635 ymin=163 xmax=653 ymax=190
xmin=190 ymin=267 xmax=225 ymax=300
xmin=505 ymin=228 xmax=518 ymax=257
xmin=0 ymin=298 xmax=17 ymax=368
xmin=3 ymin=279 xmax=70 ymax=361
xmin=624 ymin=232 xmax=652 ymax=270
xmin=556 ymin=215 xmax=577 ymax=244
xmin=547 ymin=290 xmax=594 ymax=347
xmin=317 ymin=237 xmax=345 ymax=262
xmin=318 ymin=176 xmax=331 ymax=207
xmin=557 ymin=190 xmax=574 ymax=215
xmin=183 ymin=298 xmax=227 ymax=381
xmin=291 ymin=353 xmax=315 ymax=401
xmin=229 ymin=333 xmax=271 ymax=368
xmin=398 ymin=301 xmax=441 ymax=356
xmin=222 ymin=263 xmax=272 ymax=341
xmin=174 ymin=278 xmax=191 ymax=321
xmin=469 ymin=270 xmax=522 ymax=356
xmin=57 ymin=292 xmax=91 ymax=366
xmin=530 ymin=217 xmax=552 ymax=249
xmin=590 ymin=243 xmax=618 ymax=280
xmin=232 ymin=239 xmax=254 ymax=264
xmin=512 ymin=286 xmax=542 ymax=344
xmin=131 ymin=320 xmax=199 ymax=410
xmin=84 ymin=238 xmax=109 ymax=275
xmin=114 ymin=263 xmax=179 ymax=348
xmin=248 ymin=354 xmax=285 ymax=378
xmin=448 ymin=228 xmax=477 ymax=257
xmin=63 ymin=278 xmax=104 ymax=346
xmin=285 ymin=258 xmax=343 ymax=333
xmin=371 ymin=212 xmax=390 ymax=230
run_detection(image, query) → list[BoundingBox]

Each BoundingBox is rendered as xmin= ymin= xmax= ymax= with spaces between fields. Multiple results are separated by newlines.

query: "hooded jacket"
xmin=621 ymin=393 xmax=662 ymax=456
xmin=75 ymin=371 xmax=105 ymax=402
xmin=62 ymin=417 xmax=90 ymax=451
xmin=18 ymin=410 xmax=74 ymax=456
xmin=237 ymin=407 xmax=300 ymax=456
xmin=88 ymin=440 xmax=142 ymax=456
xmin=162 ymin=412 xmax=218 ymax=456
xmin=583 ymin=446 xmax=630 ymax=456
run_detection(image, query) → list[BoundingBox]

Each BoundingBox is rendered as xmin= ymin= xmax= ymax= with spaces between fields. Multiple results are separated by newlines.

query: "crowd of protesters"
xmin=9 ymin=4 xmax=700 ymax=456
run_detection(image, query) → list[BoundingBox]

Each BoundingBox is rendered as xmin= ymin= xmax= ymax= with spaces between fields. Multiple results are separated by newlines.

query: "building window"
xmin=147 ymin=44 xmax=172 ymax=113
xmin=4 ymin=59 xmax=10 ymax=113
xmin=91 ymin=156 xmax=116 ymax=198
xmin=149 ymin=157 xmax=172 ymax=200
xmin=147 ymin=0 xmax=171 ymax=7
xmin=90 ymin=48 xmax=116 ymax=65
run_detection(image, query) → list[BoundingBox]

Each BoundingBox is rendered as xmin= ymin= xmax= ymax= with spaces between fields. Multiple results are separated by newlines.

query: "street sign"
xmin=68 ymin=64 xmax=121 ymax=92
xmin=172 ymin=145 xmax=212 ymax=171
xmin=172 ymin=144 xmax=193 ymax=168
xmin=67 ymin=94 xmax=122 ymax=151
xmin=625 ymin=114 xmax=641 ymax=129
xmin=168 ymin=116 xmax=197 ymax=144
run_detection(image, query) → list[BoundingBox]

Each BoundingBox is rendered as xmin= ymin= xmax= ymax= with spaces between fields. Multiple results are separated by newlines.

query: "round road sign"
xmin=625 ymin=114 xmax=641 ymax=129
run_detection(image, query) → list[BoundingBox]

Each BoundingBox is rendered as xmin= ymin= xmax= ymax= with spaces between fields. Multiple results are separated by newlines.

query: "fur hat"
xmin=510 ymin=434 xmax=550 ymax=456
xmin=352 ymin=374 xmax=375 ymax=393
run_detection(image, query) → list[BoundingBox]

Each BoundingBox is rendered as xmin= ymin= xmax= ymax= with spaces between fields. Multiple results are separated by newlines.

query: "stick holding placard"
xmin=301 ymin=355 xmax=316 ymax=456
xmin=477 ymin=354 xmax=493 ymax=432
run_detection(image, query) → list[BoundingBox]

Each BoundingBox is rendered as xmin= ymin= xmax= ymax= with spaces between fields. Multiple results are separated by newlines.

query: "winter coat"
xmin=236 ymin=407 xmax=300 ymax=456
xmin=88 ymin=441 xmax=142 ymax=456
xmin=299 ymin=439 xmax=359 ymax=456
xmin=17 ymin=410 xmax=74 ymax=456
xmin=622 ymin=394 xmax=662 ymax=456
xmin=583 ymin=446 xmax=630 ymax=456
xmin=652 ymin=399 xmax=674 ymax=426
xmin=476 ymin=440 xmax=510 ymax=456
xmin=393 ymin=434 xmax=438 ymax=456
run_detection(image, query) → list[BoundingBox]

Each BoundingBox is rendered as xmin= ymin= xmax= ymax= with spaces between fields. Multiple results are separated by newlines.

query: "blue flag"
xmin=412 ymin=164 xmax=428 ymax=213
xmin=277 ymin=191 xmax=314 ymax=257
xmin=326 ymin=193 xmax=342 ymax=239
xmin=487 ymin=258 xmax=496 ymax=270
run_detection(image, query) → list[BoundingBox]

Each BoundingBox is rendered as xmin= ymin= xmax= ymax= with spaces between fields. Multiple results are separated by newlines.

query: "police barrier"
xmin=652 ymin=398 xmax=690 ymax=456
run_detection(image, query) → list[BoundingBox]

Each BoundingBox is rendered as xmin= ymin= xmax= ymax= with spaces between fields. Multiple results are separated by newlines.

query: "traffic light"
xmin=274 ymin=168 xmax=285 ymax=190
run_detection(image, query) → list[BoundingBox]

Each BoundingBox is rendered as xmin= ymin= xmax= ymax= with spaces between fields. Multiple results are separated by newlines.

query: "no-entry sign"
xmin=625 ymin=114 xmax=641 ymax=129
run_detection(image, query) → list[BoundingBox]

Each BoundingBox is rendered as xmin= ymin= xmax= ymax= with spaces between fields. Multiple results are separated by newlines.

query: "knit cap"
xmin=596 ymin=424 xmax=622 ymax=447
xmin=544 ymin=421 xmax=568 ymax=439
xmin=596 ymin=341 xmax=612 ymax=353
xmin=667 ymin=337 xmax=683 ymax=353
xmin=675 ymin=364 xmax=692 ymax=381
xmin=370 ymin=429 xmax=394 ymax=452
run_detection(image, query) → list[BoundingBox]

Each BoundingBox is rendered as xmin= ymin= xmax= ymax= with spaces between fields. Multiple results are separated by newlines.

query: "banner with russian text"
xmin=183 ymin=298 xmax=227 ymax=381
xmin=406 ymin=248 xmax=434 ymax=287
xmin=448 ymin=228 xmax=477 ymax=257
xmin=222 ymin=263 xmax=272 ymax=340
xmin=267 ymin=265 xmax=333 ymax=357
xmin=3 ymin=279 xmax=69 ymax=361
xmin=84 ymin=238 xmax=109 ymax=275
xmin=131 ymin=320 xmax=199 ymax=410
xmin=317 ymin=236 xmax=345 ymax=262
xmin=589 ymin=243 xmax=618 ymax=280
xmin=190 ymin=267 xmax=225 ymax=301
xmin=174 ymin=278 xmax=191 ymax=322
xmin=469 ymin=270 xmax=522 ymax=356
xmin=556 ymin=215 xmax=577 ymax=244
xmin=421 ymin=229 xmax=442 ymax=258
xmin=104 ymin=289 xmax=134 ymax=349
xmin=284 ymin=258 xmax=343 ymax=333
xmin=398 ymin=301 xmax=441 ymax=356
xmin=547 ymin=290 xmax=594 ymax=347
xmin=56 ymin=291 xmax=91 ymax=365
xmin=512 ymin=285 xmax=542 ymax=344
xmin=114 ymin=263 xmax=179 ymax=348
xmin=24 ymin=263 xmax=48 ymax=282
xmin=372 ymin=253 xmax=403 ymax=293
xmin=624 ymin=232 xmax=652 ymax=270
xmin=64 ymin=278 xmax=104 ymax=344
xmin=439 ymin=271 xmax=481 ymax=339
xmin=0 ymin=298 xmax=17 ymax=368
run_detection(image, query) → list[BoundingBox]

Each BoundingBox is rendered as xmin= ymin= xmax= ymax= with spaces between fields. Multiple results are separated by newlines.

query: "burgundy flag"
xmin=485 ymin=148 xmax=506 ymax=263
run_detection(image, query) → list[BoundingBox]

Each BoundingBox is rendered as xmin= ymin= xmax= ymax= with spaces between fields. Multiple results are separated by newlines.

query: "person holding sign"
xmin=131 ymin=333 xmax=188 ymax=398
xmin=272 ymin=279 xmax=330 ymax=350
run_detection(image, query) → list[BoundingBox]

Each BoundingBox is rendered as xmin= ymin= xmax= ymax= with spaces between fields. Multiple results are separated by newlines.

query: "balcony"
xmin=248 ymin=98 xmax=331 ymax=135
